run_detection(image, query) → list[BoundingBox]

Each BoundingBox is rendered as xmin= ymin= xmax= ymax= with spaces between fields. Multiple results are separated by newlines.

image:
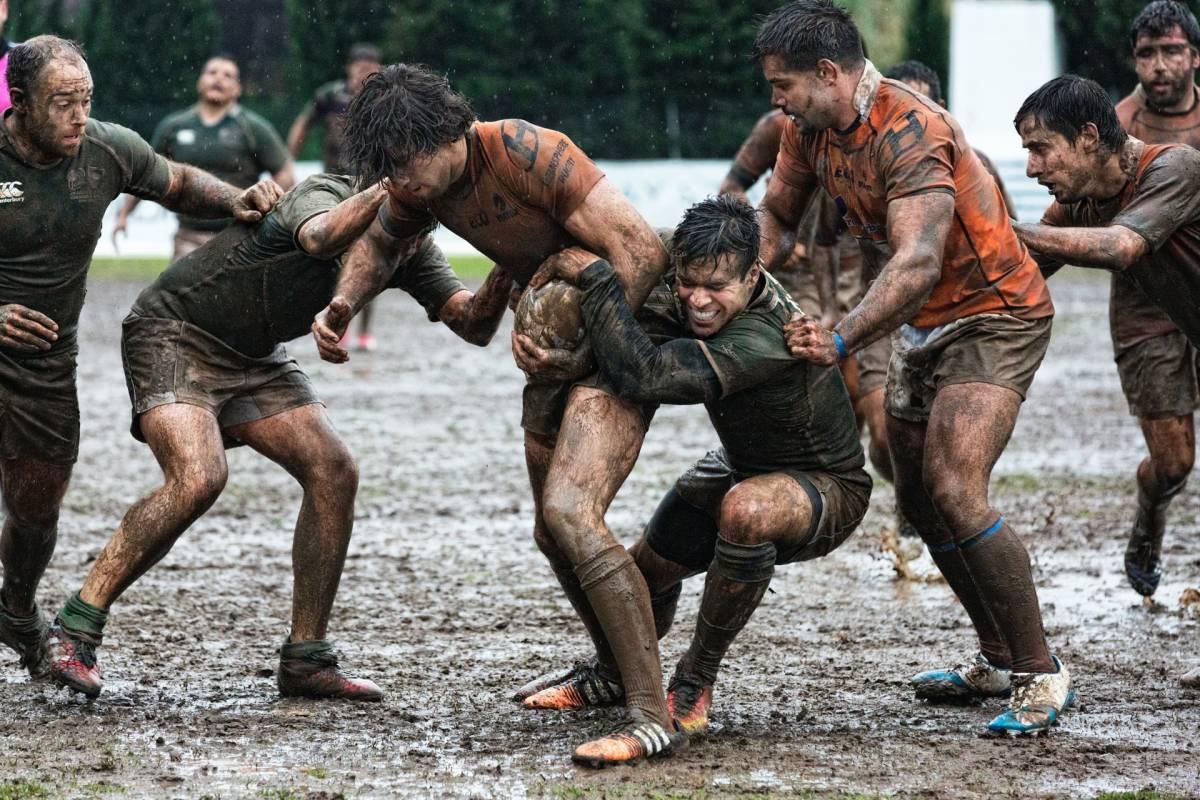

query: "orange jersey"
xmin=1117 ymin=85 xmax=1200 ymax=148
xmin=380 ymin=120 xmax=605 ymax=285
xmin=770 ymin=63 xmax=1053 ymax=328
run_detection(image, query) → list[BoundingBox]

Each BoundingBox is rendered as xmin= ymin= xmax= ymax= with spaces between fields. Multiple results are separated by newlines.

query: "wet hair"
xmin=347 ymin=43 xmax=382 ymax=65
xmin=342 ymin=63 xmax=475 ymax=187
xmin=203 ymin=53 xmax=239 ymax=75
xmin=886 ymin=59 xmax=943 ymax=104
xmin=671 ymin=195 xmax=762 ymax=278
xmin=6 ymin=35 xmax=86 ymax=100
xmin=1130 ymin=0 xmax=1200 ymax=51
xmin=1014 ymin=75 xmax=1128 ymax=154
xmin=752 ymin=0 xmax=865 ymax=72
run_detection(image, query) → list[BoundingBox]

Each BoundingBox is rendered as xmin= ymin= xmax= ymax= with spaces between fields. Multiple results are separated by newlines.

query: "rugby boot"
xmin=277 ymin=640 xmax=383 ymax=701
xmin=0 ymin=602 xmax=51 ymax=679
xmin=987 ymin=656 xmax=1075 ymax=736
xmin=47 ymin=622 xmax=103 ymax=698
xmin=571 ymin=709 xmax=687 ymax=768
xmin=666 ymin=671 xmax=714 ymax=736
xmin=522 ymin=658 xmax=623 ymax=710
xmin=911 ymin=651 xmax=1012 ymax=701
xmin=1124 ymin=502 xmax=1167 ymax=597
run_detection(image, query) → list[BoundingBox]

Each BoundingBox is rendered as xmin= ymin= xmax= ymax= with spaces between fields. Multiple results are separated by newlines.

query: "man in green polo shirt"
xmin=0 ymin=35 xmax=281 ymax=682
xmin=113 ymin=54 xmax=294 ymax=259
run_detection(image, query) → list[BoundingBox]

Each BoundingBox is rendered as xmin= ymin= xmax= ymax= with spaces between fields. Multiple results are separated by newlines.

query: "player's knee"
xmin=2 ymin=495 xmax=61 ymax=531
xmin=541 ymin=487 xmax=593 ymax=548
xmin=718 ymin=484 xmax=776 ymax=545
xmin=171 ymin=464 xmax=228 ymax=511
xmin=307 ymin=448 xmax=359 ymax=498
xmin=924 ymin=463 xmax=981 ymax=519
xmin=1152 ymin=446 xmax=1194 ymax=487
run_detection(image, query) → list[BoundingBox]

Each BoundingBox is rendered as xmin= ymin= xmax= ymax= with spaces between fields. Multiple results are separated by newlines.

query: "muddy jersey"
xmin=770 ymin=61 xmax=1053 ymax=329
xmin=297 ymin=80 xmax=355 ymax=173
xmin=379 ymin=120 xmax=605 ymax=285
xmin=0 ymin=114 xmax=171 ymax=355
xmin=1108 ymin=86 xmax=1200 ymax=350
xmin=1041 ymin=139 xmax=1200 ymax=352
xmin=728 ymin=110 xmax=787 ymax=189
xmin=579 ymin=261 xmax=864 ymax=476
xmin=133 ymin=173 xmax=465 ymax=358
xmin=151 ymin=105 xmax=290 ymax=232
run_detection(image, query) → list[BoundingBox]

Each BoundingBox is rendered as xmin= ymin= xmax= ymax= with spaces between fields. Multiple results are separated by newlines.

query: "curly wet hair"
xmin=671 ymin=195 xmax=762 ymax=278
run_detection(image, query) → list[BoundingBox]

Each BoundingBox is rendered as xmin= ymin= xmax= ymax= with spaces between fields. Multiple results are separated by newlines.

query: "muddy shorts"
xmin=886 ymin=313 xmax=1052 ymax=423
xmin=650 ymin=448 xmax=872 ymax=569
xmin=773 ymin=236 xmax=865 ymax=319
xmin=521 ymin=281 xmax=685 ymax=437
xmin=173 ymin=228 xmax=220 ymax=261
xmin=0 ymin=347 xmax=81 ymax=465
xmin=855 ymin=334 xmax=892 ymax=395
xmin=122 ymin=314 xmax=321 ymax=445
xmin=1114 ymin=331 xmax=1200 ymax=419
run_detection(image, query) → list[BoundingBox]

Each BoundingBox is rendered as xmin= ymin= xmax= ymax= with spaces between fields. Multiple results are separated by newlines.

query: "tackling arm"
xmin=1014 ymin=222 xmax=1147 ymax=272
xmin=436 ymin=265 xmax=515 ymax=347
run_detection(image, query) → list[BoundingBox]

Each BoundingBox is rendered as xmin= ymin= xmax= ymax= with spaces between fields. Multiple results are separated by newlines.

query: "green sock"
xmin=58 ymin=592 xmax=108 ymax=639
xmin=280 ymin=637 xmax=333 ymax=662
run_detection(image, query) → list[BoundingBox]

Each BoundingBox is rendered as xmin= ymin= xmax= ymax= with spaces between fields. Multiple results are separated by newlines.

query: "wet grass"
xmin=0 ymin=781 xmax=50 ymax=800
xmin=89 ymin=254 xmax=496 ymax=281
xmin=1097 ymin=792 xmax=1191 ymax=800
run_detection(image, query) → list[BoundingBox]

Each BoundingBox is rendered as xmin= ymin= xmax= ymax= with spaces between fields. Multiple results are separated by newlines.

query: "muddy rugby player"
xmin=113 ymin=54 xmax=296 ymax=260
xmin=517 ymin=196 xmax=870 ymax=745
xmin=0 ymin=35 xmax=280 ymax=681
xmin=315 ymin=64 xmax=686 ymax=763
xmin=46 ymin=173 xmax=512 ymax=699
xmin=1012 ymin=74 xmax=1200 ymax=689
xmin=753 ymin=2 xmax=1073 ymax=734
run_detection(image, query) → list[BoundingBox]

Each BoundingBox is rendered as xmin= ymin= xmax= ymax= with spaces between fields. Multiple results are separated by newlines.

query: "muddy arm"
xmin=437 ymin=265 xmax=514 ymax=347
xmin=1015 ymin=222 xmax=1145 ymax=272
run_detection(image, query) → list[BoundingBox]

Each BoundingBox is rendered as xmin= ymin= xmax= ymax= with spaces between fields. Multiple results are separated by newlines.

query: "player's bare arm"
xmin=1014 ymin=221 xmax=1149 ymax=272
xmin=159 ymin=161 xmax=283 ymax=223
xmin=786 ymin=192 xmax=952 ymax=364
xmin=759 ymin=173 xmax=815 ymax=272
xmin=437 ymin=265 xmax=514 ymax=347
xmin=286 ymin=111 xmax=313 ymax=157
xmin=296 ymin=185 xmax=389 ymax=259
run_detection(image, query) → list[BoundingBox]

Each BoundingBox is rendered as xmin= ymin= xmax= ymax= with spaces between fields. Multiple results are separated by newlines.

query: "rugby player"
xmin=0 ymin=35 xmax=280 ymax=681
xmin=113 ymin=54 xmax=295 ymax=259
xmin=518 ymin=195 xmax=870 ymax=741
xmin=316 ymin=65 xmax=682 ymax=763
xmin=755 ymin=2 xmax=1072 ymax=734
xmin=1011 ymin=74 xmax=1200 ymax=689
xmin=47 ymin=173 xmax=512 ymax=700
xmin=288 ymin=43 xmax=384 ymax=352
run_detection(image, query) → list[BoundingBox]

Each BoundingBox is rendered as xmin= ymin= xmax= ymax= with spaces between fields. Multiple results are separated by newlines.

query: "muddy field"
xmin=0 ymin=269 xmax=1197 ymax=799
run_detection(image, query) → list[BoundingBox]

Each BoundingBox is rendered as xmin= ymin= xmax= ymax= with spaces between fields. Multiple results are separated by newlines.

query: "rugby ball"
xmin=514 ymin=279 xmax=587 ymax=351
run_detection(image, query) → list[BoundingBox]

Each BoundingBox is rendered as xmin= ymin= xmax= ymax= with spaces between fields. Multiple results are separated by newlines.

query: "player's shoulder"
xmin=85 ymin=118 xmax=152 ymax=152
xmin=1115 ymin=89 xmax=1143 ymax=126
xmin=292 ymin=172 xmax=358 ymax=202
xmin=154 ymin=107 xmax=199 ymax=132
xmin=233 ymin=106 xmax=274 ymax=127
xmin=483 ymin=119 xmax=581 ymax=172
xmin=315 ymin=80 xmax=346 ymax=100
xmin=873 ymin=81 xmax=959 ymax=154
xmin=1145 ymin=141 xmax=1200 ymax=174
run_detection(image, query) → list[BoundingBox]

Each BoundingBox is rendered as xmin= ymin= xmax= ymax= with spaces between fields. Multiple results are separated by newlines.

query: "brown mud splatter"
xmin=0 ymin=270 xmax=1196 ymax=798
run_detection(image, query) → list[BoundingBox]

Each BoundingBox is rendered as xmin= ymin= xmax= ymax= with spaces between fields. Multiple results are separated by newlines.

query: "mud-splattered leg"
xmin=80 ymin=404 xmax=228 ymax=609
xmin=1126 ymin=415 xmax=1193 ymax=595
xmin=0 ymin=459 xmax=72 ymax=615
xmin=230 ymin=404 xmax=357 ymax=641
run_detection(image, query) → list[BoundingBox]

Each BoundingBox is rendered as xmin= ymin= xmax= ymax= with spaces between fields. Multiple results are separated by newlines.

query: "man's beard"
xmin=1144 ymin=75 xmax=1192 ymax=111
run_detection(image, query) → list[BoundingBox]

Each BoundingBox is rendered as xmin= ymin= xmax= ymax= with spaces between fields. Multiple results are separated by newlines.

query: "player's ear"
xmin=8 ymin=86 xmax=27 ymax=113
xmin=1076 ymin=122 xmax=1102 ymax=155
xmin=816 ymin=58 xmax=839 ymax=85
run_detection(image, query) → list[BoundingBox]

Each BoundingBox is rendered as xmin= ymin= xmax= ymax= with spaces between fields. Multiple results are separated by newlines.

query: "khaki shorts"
xmin=886 ymin=314 xmax=1052 ymax=423
xmin=774 ymin=235 xmax=865 ymax=319
xmin=0 ymin=347 xmax=80 ymax=465
xmin=173 ymin=228 xmax=220 ymax=261
xmin=122 ymin=314 xmax=321 ymax=445
xmin=521 ymin=280 xmax=685 ymax=436
xmin=1114 ymin=331 xmax=1200 ymax=420
xmin=856 ymin=334 xmax=892 ymax=395
xmin=667 ymin=448 xmax=871 ymax=566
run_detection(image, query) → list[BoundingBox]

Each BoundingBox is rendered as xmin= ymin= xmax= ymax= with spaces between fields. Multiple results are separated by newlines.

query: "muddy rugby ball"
xmin=514 ymin=279 xmax=587 ymax=351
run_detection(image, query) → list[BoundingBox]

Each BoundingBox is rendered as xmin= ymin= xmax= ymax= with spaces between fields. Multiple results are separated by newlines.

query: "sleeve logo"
xmin=0 ymin=181 xmax=24 ymax=203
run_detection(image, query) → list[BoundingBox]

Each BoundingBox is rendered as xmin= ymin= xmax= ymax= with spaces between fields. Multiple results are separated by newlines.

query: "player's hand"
xmin=231 ymin=179 xmax=285 ymax=223
xmin=111 ymin=212 xmax=129 ymax=250
xmin=312 ymin=296 xmax=354 ymax=363
xmin=0 ymin=304 xmax=59 ymax=353
xmin=529 ymin=247 xmax=599 ymax=288
xmin=511 ymin=331 xmax=594 ymax=382
xmin=784 ymin=312 xmax=840 ymax=365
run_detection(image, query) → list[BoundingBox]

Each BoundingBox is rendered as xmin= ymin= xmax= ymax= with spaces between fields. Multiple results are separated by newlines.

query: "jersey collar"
xmin=1119 ymin=135 xmax=1145 ymax=181
xmin=852 ymin=60 xmax=882 ymax=123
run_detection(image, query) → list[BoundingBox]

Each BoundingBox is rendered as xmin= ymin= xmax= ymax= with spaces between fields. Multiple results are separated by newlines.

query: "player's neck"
xmin=1089 ymin=153 xmax=1131 ymax=201
xmin=197 ymin=99 xmax=236 ymax=124
xmin=1148 ymin=82 xmax=1198 ymax=116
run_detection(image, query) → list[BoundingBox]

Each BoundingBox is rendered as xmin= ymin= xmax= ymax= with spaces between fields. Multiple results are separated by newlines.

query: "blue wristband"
xmin=832 ymin=332 xmax=848 ymax=360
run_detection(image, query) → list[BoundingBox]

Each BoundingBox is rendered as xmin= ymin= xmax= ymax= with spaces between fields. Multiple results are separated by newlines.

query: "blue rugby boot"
xmin=987 ymin=656 xmax=1075 ymax=736
xmin=911 ymin=651 xmax=1011 ymax=701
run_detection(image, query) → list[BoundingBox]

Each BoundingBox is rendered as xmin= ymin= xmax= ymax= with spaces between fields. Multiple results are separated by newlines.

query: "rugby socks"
xmin=651 ymin=582 xmax=682 ymax=640
xmin=549 ymin=560 xmax=621 ymax=683
xmin=925 ymin=538 xmax=1012 ymax=669
xmin=681 ymin=537 xmax=776 ymax=685
xmin=280 ymin=637 xmax=334 ymax=662
xmin=575 ymin=544 xmax=668 ymax=726
xmin=956 ymin=517 xmax=1053 ymax=674
xmin=57 ymin=591 xmax=108 ymax=640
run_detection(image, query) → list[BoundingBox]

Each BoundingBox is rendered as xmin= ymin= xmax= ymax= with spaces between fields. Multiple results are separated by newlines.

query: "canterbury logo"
xmin=0 ymin=182 xmax=23 ymax=200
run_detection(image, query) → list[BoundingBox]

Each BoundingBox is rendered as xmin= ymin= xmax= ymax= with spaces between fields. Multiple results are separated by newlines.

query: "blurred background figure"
xmin=289 ymin=43 xmax=382 ymax=352
xmin=112 ymin=54 xmax=295 ymax=260
xmin=0 ymin=0 xmax=13 ymax=114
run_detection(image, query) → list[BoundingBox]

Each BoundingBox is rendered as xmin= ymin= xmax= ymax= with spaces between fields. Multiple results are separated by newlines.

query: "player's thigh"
xmin=924 ymin=381 xmax=1022 ymax=493
xmin=228 ymin=402 xmax=354 ymax=485
xmin=138 ymin=403 xmax=229 ymax=490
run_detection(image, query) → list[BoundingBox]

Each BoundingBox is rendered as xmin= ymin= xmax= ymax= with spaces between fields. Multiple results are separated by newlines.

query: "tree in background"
xmin=903 ymin=0 xmax=950 ymax=97
xmin=1051 ymin=0 xmax=1200 ymax=94
xmin=285 ymin=0 xmax=391 ymax=100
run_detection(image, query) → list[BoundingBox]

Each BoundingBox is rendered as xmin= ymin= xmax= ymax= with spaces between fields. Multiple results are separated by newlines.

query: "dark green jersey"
xmin=133 ymin=173 xmax=466 ymax=357
xmin=298 ymin=80 xmax=354 ymax=173
xmin=151 ymin=105 xmax=289 ymax=231
xmin=0 ymin=114 xmax=172 ymax=356
xmin=579 ymin=261 xmax=864 ymax=476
